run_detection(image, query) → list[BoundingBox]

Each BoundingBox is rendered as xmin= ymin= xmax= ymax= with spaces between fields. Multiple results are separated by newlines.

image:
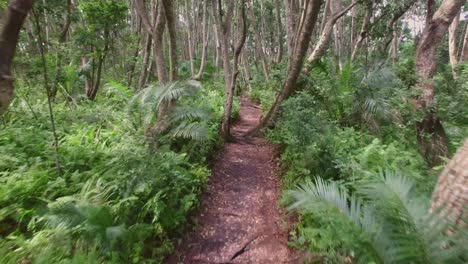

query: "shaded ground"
xmin=167 ymin=97 xmax=303 ymax=263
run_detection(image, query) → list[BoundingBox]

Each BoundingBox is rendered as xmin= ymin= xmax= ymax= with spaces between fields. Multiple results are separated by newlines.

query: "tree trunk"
xmin=86 ymin=30 xmax=109 ymax=100
xmin=250 ymin=0 xmax=323 ymax=135
xmin=414 ymin=0 xmax=466 ymax=166
xmin=460 ymin=26 xmax=468 ymax=62
xmin=350 ymin=3 xmax=357 ymax=49
xmin=162 ymin=0 xmax=178 ymax=82
xmin=212 ymin=0 xmax=236 ymax=140
xmin=330 ymin=0 xmax=345 ymax=70
xmin=389 ymin=25 xmax=402 ymax=64
xmin=242 ymin=48 xmax=252 ymax=93
xmin=214 ymin=23 xmax=221 ymax=68
xmin=153 ymin=2 xmax=168 ymax=84
xmin=285 ymin=0 xmax=298 ymax=59
xmin=274 ymin=0 xmax=283 ymax=64
xmin=248 ymin=0 xmax=270 ymax=81
xmin=127 ymin=22 xmax=142 ymax=88
xmin=193 ymin=0 xmax=209 ymax=80
xmin=449 ymin=11 xmax=460 ymax=79
xmin=431 ymin=140 xmax=468 ymax=230
xmin=426 ymin=0 xmax=436 ymax=26
xmin=220 ymin=2 xmax=247 ymax=140
xmin=184 ymin=0 xmax=195 ymax=75
xmin=350 ymin=2 xmax=371 ymax=63
xmin=305 ymin=1 xmax=356 ymax=71
xmin=0 ymin=0 xmax=35 ymax=116
xmin=138 ymin=32 xmax=152 ymax=90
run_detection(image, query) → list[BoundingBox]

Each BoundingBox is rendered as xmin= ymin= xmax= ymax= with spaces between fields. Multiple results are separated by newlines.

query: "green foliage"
xmin=0 ymin=78 xmax=220 ymax=263
xmin=80 ymin=0 xmax=127 ymax=32
xmin=288 ymin=172 xmax=467 ymax=263
xmin=250 ymin=59 xmax=466 ymax=262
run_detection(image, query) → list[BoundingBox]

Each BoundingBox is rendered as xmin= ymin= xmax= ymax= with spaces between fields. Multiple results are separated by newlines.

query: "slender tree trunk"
xmin=305 ymin=1 xmax=356 ymax=71
xmin=138 ymin=32 xmax=152 ymax=90
xmin=162 ymin=0 xmax=178 ymax=82
xmin=221 ymin=2 xmax=247 ymax=140
xmin=212 ymin=0 xmax=235 ymax=140
xmin=242 ymin=48 xmax=252 ymax=92
xmin=52 ymin=0 xmax=73 ymax=98
xmin=184 ymin=0 xmax=195 ymax=75
xmin=330 ymin=0 xmax=345 ymax=70
xmin=414 ymin=0 xmax=466 ymax=166
xmin=87 ymin=31 xmax=109 ymax=101
xmin=0 ymin=0 xmax=36 ymax=115
xmin=153 ymin=2 xmax=168 ymax=84
xmin=149 ymin=0 xmax=179 ymax=140
xmin=350 ymin=2 xmax=371 ymax=63
xmin=389 ymin=25 xmax=402 ymax=64
xmin=319 ymin=0 xmax=330 ymax=33
xmin=449 ymin=11 xmax=460 ymax=79
xmin=350 ymin=3 xmax=357 ymax=49
xmin=275 ymin=0 xmax=283 ymax=64
xmin=194 ymin=0 xmax=209 ymax=80
xmin=250 ymin=0 xmax=323 ymax=135
xmin=248 ymin=0 xmax=270 ymax=81
xmin=214 ymin=23 xmax=221 ymax=68
xmin=460 ymin=26 xmax=468 ymax=62
xmin=127 ymin=22 xmax=142 ymax=87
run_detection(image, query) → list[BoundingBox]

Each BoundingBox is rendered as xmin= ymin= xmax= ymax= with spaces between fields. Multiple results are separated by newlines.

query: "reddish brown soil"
xmin=167 ymin=97 xmax=303 ymax=264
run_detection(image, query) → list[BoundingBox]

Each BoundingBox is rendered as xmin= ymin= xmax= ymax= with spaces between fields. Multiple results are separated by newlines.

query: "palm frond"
xmin=359 ymin=171 xmax=466 ymax=263
xmin=170 ymin=106 xmax=211 ymax=123
xmin=287 ymin=178 xmax=386 ymax=262
xmin=171 ymin=122 xmax=209 ymax=141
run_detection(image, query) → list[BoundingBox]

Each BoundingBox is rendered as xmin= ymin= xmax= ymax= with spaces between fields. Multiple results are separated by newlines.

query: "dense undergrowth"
xmin=251 ymin=58 xmax=468 ymax=263
xmin=0 ymin=69 xmax=237 ymax=263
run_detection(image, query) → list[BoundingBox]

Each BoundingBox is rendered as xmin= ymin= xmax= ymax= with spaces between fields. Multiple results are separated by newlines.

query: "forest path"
xmin=167 ymin=97 xmax=303 ymax=263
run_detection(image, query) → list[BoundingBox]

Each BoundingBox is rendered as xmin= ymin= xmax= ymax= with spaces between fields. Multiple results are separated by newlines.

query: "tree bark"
xmin=275 ymin=0 xmax=284 ymax=64
xmin=212 ymin=0 xmax=236 ymax=140
xmin=329 ymin=0 xmax=344 ymax=70
xmin=86 ymin=30 xmax=110 ymax=100
xmin=248 ymin=0 xmax=270 ymax=81
xmin=249 ymin=0 xmax=323 ymax=135
xmin=414 ymin=0 xmax=466 ymax=166
xmin=305 ymin=1 xmax=356 ymax=71
xmin=350 ymin=1 xmax=371 ymax=63
xmin=193 ymin=0 xmax=209 ymax=80
xmin=0 ymin=0 xmax=35 ymax=115
xmin=449 ymin=11 xmax=460 ymax=79
xmin=138 ymin=32 xmax=152 ymax=90
xmin=460 ymin=26 xmax=468 ymax=62
xmin=285 ymin=0 xmax=298 ymax=59
xmin=162 ymin=0 xmax=178 ymax=82
xmin=431 ymin=140 xmax=468 ymax=230
xmin=184 ymin=0 xmax=195 ymax=75
xmin=220 ymin=2 xmax=247 ymax=140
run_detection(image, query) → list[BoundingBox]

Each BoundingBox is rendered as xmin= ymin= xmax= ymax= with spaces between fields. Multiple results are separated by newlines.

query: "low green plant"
xmin=288 ymin=172 xmax=467 ymax=263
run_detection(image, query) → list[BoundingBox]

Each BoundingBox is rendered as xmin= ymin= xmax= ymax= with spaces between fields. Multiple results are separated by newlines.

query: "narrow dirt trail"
xmin=168 ymin=97 xmax=302 ymax=264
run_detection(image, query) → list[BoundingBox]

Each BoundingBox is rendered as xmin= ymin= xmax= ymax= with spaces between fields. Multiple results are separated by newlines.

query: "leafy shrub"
xmin=0 ymin=78 xmax=222 ymax=263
